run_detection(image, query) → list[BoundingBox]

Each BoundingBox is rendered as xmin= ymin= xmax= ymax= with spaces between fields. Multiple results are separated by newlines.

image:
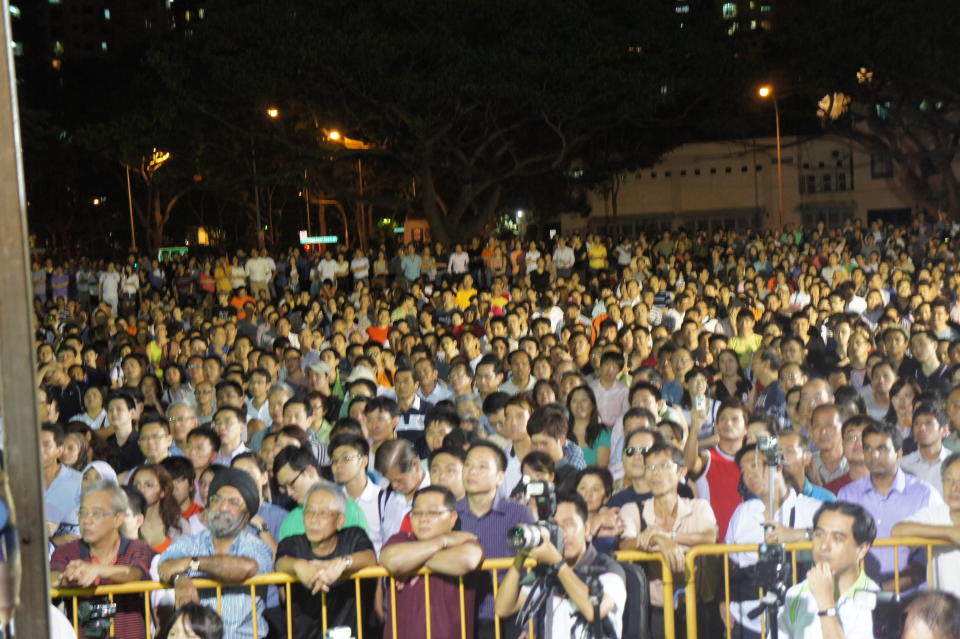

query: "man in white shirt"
xmin=779 ymin=502 xmax=879 ymax=639
xmin=374 ymin=439 xmax=429 ymax=542
xmin=901 ymin=402 xmax=952 ymax=496
xmin=589 ymin=351 xmax=630 ymax=427
xmin=553 ymin=238 xmax=575 ymax=279
xmin=725 ymin=443 xmax=825 ymax=638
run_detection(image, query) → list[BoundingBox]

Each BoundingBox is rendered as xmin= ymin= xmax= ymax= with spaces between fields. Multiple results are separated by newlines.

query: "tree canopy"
xmin=149 ymin=0 xmax=738 ymax=243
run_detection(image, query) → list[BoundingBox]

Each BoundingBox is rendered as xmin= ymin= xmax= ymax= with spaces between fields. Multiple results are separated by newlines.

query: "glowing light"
xmin=266 ymin=107 xmax=280 ymax=119
xmin=758 ymin=85 xmax=772 ymax=98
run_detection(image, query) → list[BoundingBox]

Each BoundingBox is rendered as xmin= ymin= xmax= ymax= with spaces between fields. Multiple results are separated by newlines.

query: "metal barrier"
xmin=682 ymin=536 xmax=950 ymax=639
xmin=51 ymin=552 xmax=670 ymax=639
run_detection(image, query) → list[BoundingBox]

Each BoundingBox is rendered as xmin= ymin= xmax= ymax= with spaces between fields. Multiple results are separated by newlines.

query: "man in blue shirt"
xmin=158 ymin=468 xmax=274 ymax=639
xmin=456 ymin=441 xmax=534 ymax=639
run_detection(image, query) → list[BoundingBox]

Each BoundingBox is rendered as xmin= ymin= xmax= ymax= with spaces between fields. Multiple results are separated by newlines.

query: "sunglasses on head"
xmin=624 ymin=446 xmax=647 ymax=458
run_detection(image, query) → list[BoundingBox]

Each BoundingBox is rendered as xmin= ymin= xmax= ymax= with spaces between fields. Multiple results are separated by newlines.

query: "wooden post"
xmin=0 ymin=2 xmax=52 ymax=635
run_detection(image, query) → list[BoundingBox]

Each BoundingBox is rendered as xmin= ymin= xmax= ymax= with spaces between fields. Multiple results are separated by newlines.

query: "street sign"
xmin=299 ymin=230 xmax=338 ymax=244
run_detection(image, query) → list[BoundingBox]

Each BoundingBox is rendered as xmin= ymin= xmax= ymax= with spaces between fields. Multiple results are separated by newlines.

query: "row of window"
xmin=640 ymin=164 xmax=765 ymax=180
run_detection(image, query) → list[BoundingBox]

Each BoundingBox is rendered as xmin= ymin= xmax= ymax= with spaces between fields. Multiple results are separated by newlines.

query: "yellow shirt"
xmin=588 ymin=244 xmax=608 ymax=270
xmin=455 ymin=287 xmax=477 ymax=310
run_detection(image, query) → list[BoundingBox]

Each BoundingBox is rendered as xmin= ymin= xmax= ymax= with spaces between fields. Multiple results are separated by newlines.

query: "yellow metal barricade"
xmin=52 ymin=553 xmax=671 ymax=639
xmin=682 ymin=536 xmax=949 ymax=639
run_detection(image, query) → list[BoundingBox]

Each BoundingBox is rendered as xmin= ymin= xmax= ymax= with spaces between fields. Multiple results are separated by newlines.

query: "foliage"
xmin=150 ymin=0 xmax=737 ymax=243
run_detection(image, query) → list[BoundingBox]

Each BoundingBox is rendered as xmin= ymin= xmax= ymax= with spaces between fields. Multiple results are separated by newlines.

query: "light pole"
xmin=758 ymin=85 xmax=785 ymax=232
xmin=251 ymin=107 xmax=280 ymax=251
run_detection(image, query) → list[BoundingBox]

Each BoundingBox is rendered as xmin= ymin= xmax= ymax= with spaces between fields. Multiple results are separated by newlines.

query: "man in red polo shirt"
xmin=51 ymin=480 xmax=154 ymax=639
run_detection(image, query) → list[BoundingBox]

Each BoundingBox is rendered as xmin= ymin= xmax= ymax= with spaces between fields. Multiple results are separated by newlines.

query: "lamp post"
xmin=325 ymin=128 xmax=372 ymax=251
xmin=758 ymin=85 xmax=785 ymax=232
xmin=250 ymin=107 xmax=280 ymax=251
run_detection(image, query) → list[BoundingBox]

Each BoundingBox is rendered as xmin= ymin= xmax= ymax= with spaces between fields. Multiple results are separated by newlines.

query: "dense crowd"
xmin=34 ymin=215 xmax=960 ymax=639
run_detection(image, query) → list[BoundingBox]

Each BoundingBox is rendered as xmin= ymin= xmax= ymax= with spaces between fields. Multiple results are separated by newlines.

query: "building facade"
xmin=565 ymin=135 xmax=915 ymax=237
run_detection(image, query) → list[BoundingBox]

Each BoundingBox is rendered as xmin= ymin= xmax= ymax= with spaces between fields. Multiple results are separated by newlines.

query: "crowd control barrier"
xmin=682 ymin=536 xmax=950 ymax=639
xmin=51 ymin=552 xmax=669 ymax=639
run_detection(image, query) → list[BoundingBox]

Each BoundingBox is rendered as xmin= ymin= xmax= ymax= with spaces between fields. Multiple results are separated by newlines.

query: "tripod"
xmin=747 ymin=449 xmax=789 ymax=639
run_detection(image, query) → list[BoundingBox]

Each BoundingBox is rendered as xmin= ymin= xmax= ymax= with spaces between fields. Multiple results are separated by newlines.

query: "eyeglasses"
xmin=843 ymin=434 xmax=862 ymax=442
xmin=410 ymin=509 xmax=451 ymax=519
xmin=624 ymin=446 xmax=647 ymax=458
xmin=331 ymin=454 xmax=362 ymax=466
xmin=209 ymin=494 xmax=246 ymax=510
xmin=303 ymin=508 xmax=339 ymax=520
xmin=280 ymin=469 xmax=306 ymax=492
xmin=644 ymin=462 xmax=677 ymax=473
xmin=78 ymin=509 xmax=116 ymax=520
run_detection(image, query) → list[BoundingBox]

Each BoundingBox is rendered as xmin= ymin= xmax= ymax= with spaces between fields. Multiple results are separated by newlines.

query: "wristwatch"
xmin=189 ymin=556 xmax=201 ymax=573
xmin=342 ymin=556 xmax=353 ymax=569
xmin=817 ymin=607 xmax=838 ymax=617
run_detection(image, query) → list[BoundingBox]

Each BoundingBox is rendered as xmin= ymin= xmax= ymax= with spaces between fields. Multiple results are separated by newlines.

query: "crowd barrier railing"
xmin=51 ymin=551 xmax=669 ymax=639
xmin=682 ymin=536 xmax=950 ymax=639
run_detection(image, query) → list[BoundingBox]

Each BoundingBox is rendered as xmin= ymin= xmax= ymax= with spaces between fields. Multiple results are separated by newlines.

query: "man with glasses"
xmin=276 ymin=480 xmax=377 ymax=639
xmin=51 ymin=480 xmax=154 ymax=639
xmin=619 ymin=442 xmax=717 ymax=638
xmin=273 ymin=446 xmax=369 ymax=540
xmin=381 ymin=486 xmax=483 ymax=639
xmin=375 ymin=439 xmax=430 ymax=541
xmin=158 ymin=468 xmax=275 ymax=638
xmin=825 ymin=416 xmax=874 ymax=494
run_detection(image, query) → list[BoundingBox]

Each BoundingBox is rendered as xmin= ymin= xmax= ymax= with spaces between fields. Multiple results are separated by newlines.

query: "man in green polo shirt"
xmin=272 ymin=445 xmax=369 ymax=540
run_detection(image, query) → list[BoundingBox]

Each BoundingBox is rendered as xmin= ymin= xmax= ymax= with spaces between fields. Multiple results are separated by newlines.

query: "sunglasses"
xmin=624 ymin=446 xmax=647 ymax=458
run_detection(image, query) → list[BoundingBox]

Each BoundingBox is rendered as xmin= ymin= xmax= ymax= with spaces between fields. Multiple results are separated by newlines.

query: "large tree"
xmin=150 ymin=0 xmax=735 ymax=244
xmin=773 ymin=0 xmax=960 ymax=219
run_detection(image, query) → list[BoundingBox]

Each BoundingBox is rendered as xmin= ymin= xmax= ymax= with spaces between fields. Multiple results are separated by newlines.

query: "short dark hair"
xmin=138 ymin=412 xmax=170 ymax=433
xmin=41 ymin=422 xmax=65 ymax=446
xmin=161 ymin=455 xmax=196 ymax=485
xmin=862 ymin=420 xmax=903 ymax=452
xmin=187 ymin=425 xmax=221 ymax=452
xmin=329 ymin=433 xmax=370 ymax=458
xmin=644 ymin=442 xmax=685 ymax=467
xmin=413 ymin=485 xmax=457 ymax=512
xmin=556 ymin=492 xmax=589 ymax=524
xmin=813 ymin=501 xmax=877 ymax=546
xmin=520 ymin=451 xmax=555 ymax=475
xmin=466 ymin=440 xmax=508 ymax=472
xmin=106 ymin=391 xmax=136 ymax=411
xmin=526 ymin=404 xmax=568 ymax=440
xmin=273 ymin=444 xmax=319 ymax=477
xmin=213 ymin=405 xmax=246 ymax=423
xmin=429 ymin=446 xmax=466 ymax=467
xmin=123 ymin=485 xmax=147 ymax=517
xmin=575 ymin=466 xmax=613 ymax=499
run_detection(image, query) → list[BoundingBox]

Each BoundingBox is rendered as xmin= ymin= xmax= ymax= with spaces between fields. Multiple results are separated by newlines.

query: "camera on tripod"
xmin=78 ymin=599 xmax=117 ymax=639
xmin=757 ymin=436 xmax=783 ymax=465
xmin=508 ymin=481 xmax=563 ymax=552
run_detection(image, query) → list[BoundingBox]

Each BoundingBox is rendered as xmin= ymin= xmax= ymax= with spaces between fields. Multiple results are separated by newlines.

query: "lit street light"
xmin=758 ymin=84 xmax=785 ymax=231
xmin=266 ymin=107 xmax=280 ymax=119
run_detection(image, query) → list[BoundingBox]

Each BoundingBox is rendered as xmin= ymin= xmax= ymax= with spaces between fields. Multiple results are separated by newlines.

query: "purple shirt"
xmin=456 ymin=493 xmax=534 ymax=621
xmin=837 ymin=468 xmax=944 ymax=581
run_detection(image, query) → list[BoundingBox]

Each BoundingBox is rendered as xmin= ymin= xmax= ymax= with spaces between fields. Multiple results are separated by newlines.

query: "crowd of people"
xmin=34 ymin=215 xmax=960 ymax=639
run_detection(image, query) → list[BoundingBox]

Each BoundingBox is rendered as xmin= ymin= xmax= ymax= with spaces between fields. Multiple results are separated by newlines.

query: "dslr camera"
xmin=78 ymin=600 xmax=117 ymax=639
xmin=508 ymin=481 xmax=563 ymax=552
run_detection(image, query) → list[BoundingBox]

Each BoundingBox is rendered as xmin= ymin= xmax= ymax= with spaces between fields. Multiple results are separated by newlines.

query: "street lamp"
xmin=266 ymin=107 xmax=280 ymax=119
xmin=758 ymin=84 xmax=785 ymax=232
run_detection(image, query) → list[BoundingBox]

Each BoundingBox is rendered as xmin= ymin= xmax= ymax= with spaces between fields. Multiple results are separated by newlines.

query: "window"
xmin=822 ymin=174 xmax=833 ymax=192
xmin=675 ymin=5 xmax=690 ymax=13
xmin=101 ymin=41 xmax=108 ymax=52
xmin=725 ymin=167 xmax=732 ymax=173
xmin=650 ymin=172 xmax=657 ymax=179
xmin=694 ymin=169 xmax=701 ymax=176
xmin=761 ymin=4 xmax=773 ymax=12
xmin=741 ymin=165 xmax=748 ymax=173
xmin=104 ymin=8 xmax=111 ymax=19
xmin=54 ymin=41 xmax=64 ymax=55
xmin=710 ymin=168 xmax=717 ymax=175
xmin=755 ymin=165 xmax=763 ymax=171
xmin=871 ymin=152 xmax=894 ymax=178
xmin=722 ymin=2 xmax=737 ymax=18
xmin=837 ymin=173 xmax=848 ymax=191
xmin=680 ymin=170 xmax=687 ymax=176
xmin=665 ymin=171 xmax=672 ymax=177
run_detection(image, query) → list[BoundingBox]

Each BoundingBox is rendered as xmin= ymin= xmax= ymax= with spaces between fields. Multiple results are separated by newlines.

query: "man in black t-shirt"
xmin=275 ymin=479 xmax=377 ymax=639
